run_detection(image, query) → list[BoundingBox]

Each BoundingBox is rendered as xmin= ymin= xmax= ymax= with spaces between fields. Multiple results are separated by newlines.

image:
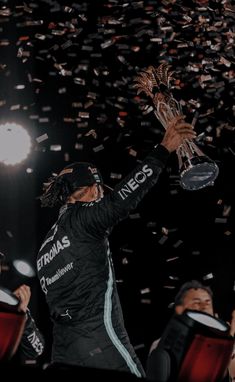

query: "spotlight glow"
xmin=0 ymin=123 xmax=31 ymax=165
xmin=13 ymin=260 xmax=35 ymax=278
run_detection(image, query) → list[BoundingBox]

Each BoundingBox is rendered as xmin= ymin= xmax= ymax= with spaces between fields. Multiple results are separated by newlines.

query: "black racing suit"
xmin=37 ymin=145 xmax=169 ymax=377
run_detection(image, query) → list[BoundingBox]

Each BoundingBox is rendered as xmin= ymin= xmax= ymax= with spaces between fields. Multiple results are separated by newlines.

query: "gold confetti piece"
xmin=0 ymin=40 xmax=10 ymax=46
xmin=166 ymin=257 xmax=179 ymax=262
xmin=77 ymin=122 xmax=89 ymax=128
xmin=93 ymin=144 xmax=104 ymax=152
xmin=64 ymin=153 xmax=70 ymax=162
xmin=25 ymin=20 xmax=43 ymax=26
xmin=42 ymin=106 xmax=52 ymax=112
xmin=163 ymin=285 xmax=175 ymax=289
xmin=10 ymin=104 xmax=20 ymax=110
xmin=29 ymin=115 xmax=39 ymax=120
xmin=159 ymin=235 xmax=168 ymax=245
xmin=72 ymin=102 xmax=83 ymax=108
xmin=36 ymin=134 xmax=48 ymax=143
xmin=78 ymin=111 xmax=89 ymax=119
xmin=35 ymin=34 xmax=46 ymax=40
xmin=110 ymin=173 xmax=122 ymax=179
xmin=122 ymin=257 xmax=128 ymax=265
xmin=39 ymin=118 xmax=49 ymax=123
xmin=215 ymin=217 xmax=227 ymax=223
xmin=50 ymin=145 xmax=61 ymax=151
xmin=192 ymin=251 xmax=200 ymax=256
xmin=203 ymin=273 xmax=213 ymax=280
xmin=129 ymin=148 xmax=137 ymax=157
xmin=169 ymin=276 xmax=179 ymax=280
xmin=85 ymin=129 xmax=97 ymax=139
xmin=140 ymin=299 xmax=151 ymax=304
xmin=162 ymin=227 xmax=169 ymax=235
xmin=75 ymin=143 xmax=83 ymax=150
xmin=58 ymin=87 xmax=67 ymax=94
xmin=101 ymin=39 xmax=114 ymax=49
xmin=74 ymin=77 xmax=86 ymax=85
xmin=129 ymin=213 xmax=140 ymax=219
xmin=0 ymin=8 xmax=11 ymax=16
xmin=14 ymin=85 xmax=25 ymax=90
xmin=84 ymin=100 xmax=94 ymax=109
xmin=140 ymin=288 xmax=151 ymax=294
xmin=173 ymin=240 xmax=183 ymax=248
xmin=223 ymin=205 xmax=231 ymax=217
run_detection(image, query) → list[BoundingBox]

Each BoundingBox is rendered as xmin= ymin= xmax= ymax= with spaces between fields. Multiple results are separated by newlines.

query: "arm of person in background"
xmin=228 ymin=310 xmax=235 ymax=381
xmin=13 ymin=284 xmax=45 ymax=362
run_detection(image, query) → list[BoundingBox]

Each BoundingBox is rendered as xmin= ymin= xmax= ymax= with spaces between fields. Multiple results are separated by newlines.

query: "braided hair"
xmin=39 ymin=162 xmax=104 ymax=208
xmin=39 ymin=173 xmax=73 ymax=208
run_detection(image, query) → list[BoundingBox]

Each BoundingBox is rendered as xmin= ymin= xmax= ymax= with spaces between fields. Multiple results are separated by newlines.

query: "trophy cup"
xmin=134 ymin=63 xmax=219 ymax=191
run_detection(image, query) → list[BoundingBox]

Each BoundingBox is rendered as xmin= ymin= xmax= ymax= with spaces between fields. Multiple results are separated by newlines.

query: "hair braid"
xmin=39 ymin=174 xmax=71 ymax=208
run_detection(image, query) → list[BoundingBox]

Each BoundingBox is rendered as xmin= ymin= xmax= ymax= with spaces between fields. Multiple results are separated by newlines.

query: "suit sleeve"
xmin=74 ymin=145 xmax=170 ymax=238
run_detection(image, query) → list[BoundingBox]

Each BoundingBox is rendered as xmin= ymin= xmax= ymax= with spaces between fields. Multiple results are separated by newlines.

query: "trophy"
xmin=134 ymin=63 xmax=219 ymax=191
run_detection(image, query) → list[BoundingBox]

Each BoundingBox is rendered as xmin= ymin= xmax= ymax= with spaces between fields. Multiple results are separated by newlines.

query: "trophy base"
xmin=180 ymin=156 xmax=219 ymax=191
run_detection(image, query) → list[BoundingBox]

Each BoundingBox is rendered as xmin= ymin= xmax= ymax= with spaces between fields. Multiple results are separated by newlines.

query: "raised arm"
xmin=75 ymin=116 xmax=196 ymax=237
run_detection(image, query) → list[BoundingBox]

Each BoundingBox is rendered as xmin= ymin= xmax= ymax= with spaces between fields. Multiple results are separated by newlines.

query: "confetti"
xmin=36 ymin=134 xmax=48 ymax=143
xmin=0 ymin=0 xmax=234 ymax=351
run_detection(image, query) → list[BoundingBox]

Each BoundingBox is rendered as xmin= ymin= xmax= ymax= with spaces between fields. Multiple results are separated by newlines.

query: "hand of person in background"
xmin=12 ymin=284 xmax=45 ymax=360
xmin=229 ymin=310 xmax=235 ymax=337
xmin=13 ymin=284 xmax=31 ymax=313
xmin=228 ymin=310 xmax=235 ymax=381
xmin=161 ymin=115 xmax=196 ymax=153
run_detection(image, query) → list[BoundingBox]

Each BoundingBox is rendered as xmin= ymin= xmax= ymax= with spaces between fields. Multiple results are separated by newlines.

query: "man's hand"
xmin=230 ymin=310 xmax=235 ymax=337
xmin=13 ymin=284 xmax=31 ymax=313
xmin=160 ymin=115 xmax=196 ymax=153
xmin=227 ymin=310 xmax=235 ymax=381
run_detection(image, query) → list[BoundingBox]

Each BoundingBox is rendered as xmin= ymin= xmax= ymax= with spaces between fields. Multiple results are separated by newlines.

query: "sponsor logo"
xmin=27 ymin=331 xmax=44 ymax=355
xmin=37 ymin=235 xmax=70 ymax=271
xmin=118 ymin=164 xmax=153 ymax=200
xmin=46 ymin=262 xmax=73 ymax=286
xmin=88 ymin=166 xmax=102 ymax=183
xmin=40 ymin=276 xmax=48 ymax=294
xmin=88 ymin=166 xmax=98 ymax=174
xmin=40 ymin=262 xmax=74 ymax=294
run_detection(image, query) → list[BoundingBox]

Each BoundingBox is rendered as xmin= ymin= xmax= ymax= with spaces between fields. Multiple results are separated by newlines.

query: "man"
xmin=147 ymin=280 xmax=235 ymax=382
xmin=0 ymin=252 xmax=45 ymax=363
xmin=37 ymin=116 xmax=196 ymax=377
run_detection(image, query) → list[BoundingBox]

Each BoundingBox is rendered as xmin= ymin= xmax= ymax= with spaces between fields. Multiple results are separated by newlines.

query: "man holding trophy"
xmin=37 ymin=99 xmax=196 ymax=375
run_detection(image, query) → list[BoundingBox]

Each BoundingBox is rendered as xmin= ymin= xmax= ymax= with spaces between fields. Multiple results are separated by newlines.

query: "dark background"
xmin=0 ymin=0 xmax=234 ymax=367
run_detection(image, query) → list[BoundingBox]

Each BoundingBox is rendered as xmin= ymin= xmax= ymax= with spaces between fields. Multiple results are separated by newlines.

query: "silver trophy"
xmin=134 ymin=63 xmax=219 ymax=191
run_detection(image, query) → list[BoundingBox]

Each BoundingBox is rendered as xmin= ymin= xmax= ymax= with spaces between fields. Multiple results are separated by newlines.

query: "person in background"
xmin=0 ymin=251 xmax=45 ymax=365
xmin=147 ymin=280 xmax=235 ymax=382
xmin=37 ymin=116 xmax=195 ymax=377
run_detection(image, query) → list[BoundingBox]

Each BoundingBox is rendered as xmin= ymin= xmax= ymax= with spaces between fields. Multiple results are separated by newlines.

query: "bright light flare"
xmin=13 ymin=260 xmax=35 ymax=278
xmin=0 ymin=122 xmax=31 ymax=165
